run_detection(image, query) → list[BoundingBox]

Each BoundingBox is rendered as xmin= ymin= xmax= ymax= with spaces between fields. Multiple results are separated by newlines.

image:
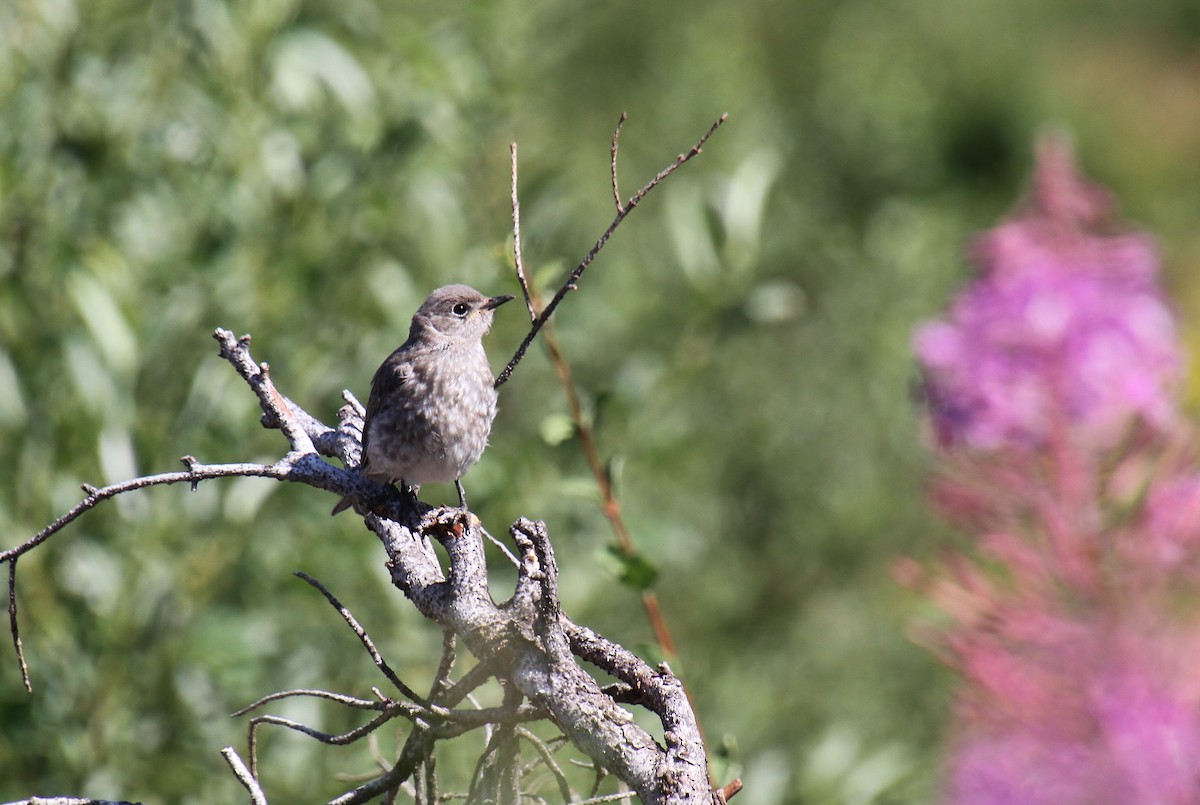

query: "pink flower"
xmin=950 ymin=731 xmax=1105 ymax=805
xmin=914 ymin=136 xmax=1182 ymax=450
xmin=1092 ymin=662 xmax=1200 ymax=803
xmin=1138 ymin=475 xmax=1200 ymax=572
xmin=949 ymin=649 xmax=1200 ymax=805
xmin=909 ymin=135 xmax=1200 ymax=805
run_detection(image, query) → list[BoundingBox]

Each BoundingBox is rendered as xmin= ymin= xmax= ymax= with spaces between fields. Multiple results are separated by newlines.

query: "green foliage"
xmin=2 ymin=0 xmax=1199 ymax=803
xmin=603 ymin=544 xmax=660 ymax=592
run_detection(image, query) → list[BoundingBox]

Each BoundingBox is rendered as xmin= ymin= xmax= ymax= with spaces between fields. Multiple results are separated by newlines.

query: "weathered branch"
xmin=214 ymin=332 xmax=314 ymax=455
xmin=507 ymin=111 xmax=704 ymax=773
xmin=367 ymin=505 xmax=713 ymax=802
xmin=6 ymin=119 xmax=738 ymax=804
xmin=222 ymin=747 xmax=269 ymax=805
xmin=5 ymin=325 xmax=730 ymax=803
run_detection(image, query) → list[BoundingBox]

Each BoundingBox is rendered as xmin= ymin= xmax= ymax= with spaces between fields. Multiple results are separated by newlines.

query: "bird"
xmin=332 ymin=284 xmax=513 ymax=515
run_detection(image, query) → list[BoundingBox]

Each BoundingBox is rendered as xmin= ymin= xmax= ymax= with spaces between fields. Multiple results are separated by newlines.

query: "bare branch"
xmin=563 ymin=618 xmax=711 ymax=796
xmin=574 ymin=790 xmax=641 ymax=805
xmin=429 ymin=629 xmax=457 ymax=699
xmin=624 ymin=113 xmax=727 ymax=212
xmin=611 ymin=111 xmax=628 ymax=213
xmin=213 ymin=329 xmax=314 ymax=455
xmin=249 ymin=710 xmax=400 ymax=748
xmin=481 ymin=524 xmax=521 ymax=568
xmin=411 ymin=513 xmax=714 ymax=802
xmin=331 ymin=716 xmax=448 ymax=805
xmin=239 ymin=682 xmax=545 ymax=805
xmin=515 ymin=727 xmax=573 ymax=802
xmin=439 ymin=660 xmax=498 ymax=708
xmin=221 ymin=746 xmax=269 ymax=805
xmin=421 ymin=747 xmax=437 ymax=805
xmin=8 ymin=558 xmax=30 ymax=692
xmin=1 ymin=333 xmax=424 ymax=683
xmin=502 ymin=124 xmax=702 ymax=760
xmin=11 ymin=118 xmax=733 ymax=804
xmin=293 ymin=572 xmax=426 ymax=704
xmin=0 ymin=798 xmax=146 ymax=805
xmin=232 ymin=688 xmax=383 ymax=718
xmin=234 ymin=686 xmax=545 ymax=733
xmin=331 ymin=392 xmax=367 ymax=472
xmin=1 ymin=460 xmax=289 ymax=565
xmin=510 ymin=142 xmax=537 ymax=323
xmin=494 ymin=113 xmax=727 ymax=389
xmin=716 ymin=779 xmax=744 ymax=803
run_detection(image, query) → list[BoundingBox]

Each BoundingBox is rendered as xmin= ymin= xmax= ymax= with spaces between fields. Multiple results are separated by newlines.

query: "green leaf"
xmin=604 ymin=544 xmax=659 ymax=591
xmin=539 ymin=412 xmax=576 ymax=446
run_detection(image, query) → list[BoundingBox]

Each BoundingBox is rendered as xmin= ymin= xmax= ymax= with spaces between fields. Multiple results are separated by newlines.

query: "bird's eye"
xmin=451 ymin=303 xmax=470 ymax=317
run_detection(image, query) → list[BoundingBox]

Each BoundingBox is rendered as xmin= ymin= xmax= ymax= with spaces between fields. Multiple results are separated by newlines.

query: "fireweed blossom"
xmin=914 ymin=137 xmax=1182 ymax=450
xmin=905 ymin=136 xmax=1200 ymax=804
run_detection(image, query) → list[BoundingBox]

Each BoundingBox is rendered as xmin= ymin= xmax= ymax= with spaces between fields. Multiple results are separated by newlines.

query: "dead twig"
xmin=7 ymin=558 xmax=29 ymax=693
xmin=504 ymin=111 xmax=715 ymax=778
xmin=510 ymin=142 xmax=537 ymax=323
xmin=293 ymin=572 xmax=426 ymax=704
xmin=222 ymin=746 xmax=269 ymax=805
xmin=494 ymin=112 xmax=727 ymax=388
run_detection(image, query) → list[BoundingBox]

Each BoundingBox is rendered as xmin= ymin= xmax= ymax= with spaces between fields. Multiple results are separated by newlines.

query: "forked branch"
xmin=494 ymin=113 xmax=727 ymax=388
xmin=3 ymin=117 xmax=736 ymax=805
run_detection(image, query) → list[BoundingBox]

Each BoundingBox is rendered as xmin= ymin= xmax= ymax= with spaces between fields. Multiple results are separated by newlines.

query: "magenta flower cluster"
xmin=908 ymin=136 xmax=1200 ymax=804
xmin=914 ymin=137 xmax=1182 ymax=450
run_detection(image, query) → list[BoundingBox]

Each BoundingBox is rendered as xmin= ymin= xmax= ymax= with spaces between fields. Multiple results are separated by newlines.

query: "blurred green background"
xmin=2 ymin=0 xmax=1199 ymax=802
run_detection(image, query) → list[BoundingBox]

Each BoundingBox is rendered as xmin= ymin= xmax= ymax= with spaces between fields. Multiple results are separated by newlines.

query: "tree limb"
xmin=4 ymin=118 xmax=739 ymax=804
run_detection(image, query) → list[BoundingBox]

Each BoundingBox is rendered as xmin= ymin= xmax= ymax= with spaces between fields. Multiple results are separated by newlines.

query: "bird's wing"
xmin=362 ymin=348 xmax=415 ymax=458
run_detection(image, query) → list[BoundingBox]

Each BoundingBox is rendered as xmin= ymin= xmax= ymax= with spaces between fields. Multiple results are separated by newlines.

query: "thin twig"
xmin=430 ymin=629 xmax=457 ymax=699
xmin=331 ymin=631 xmax=473 ymax=805
xmin=249 ymin=709 xmax=400 ymax=748
xmin=579 ymin=755 xmax=608 ymax=798
xmin=465 ymin=691 xmax=490 ymax=746
xmin=7 ymin=557 xmax=30 ymax=692
xmin=480 ymin=525 xmax=520 ymax=568
xmin=440 ymin=661 xmax=498 ymax=710
xmin=236 ymin=683 xmax=544 ymax=729
xmin=244 ymin=689 xmax=533 ymax=788
xmin=718 ymin=778 xmax=744 ymax=802
xmin=516 ymin=727 xmax=573 ymax=802
xmin=423 ymin=743 xmax=437 ymax=805
xmin=572 ymin=787 xmax=640 ymax=805
xmin=239 ymin=692 xmax=399 ymax=778
xmin=222 ymin=746 xmax=269 ymax=805
xmin=495 ymin=113 xmax=727 ymax=389
xmin=0 ymin=798 xmax=144 ymax=805
xmin=430 ymin=700 xmax=549 ymax=726
xmin=293 ymin=572 xmax=426 ymax=703
xmin=232 ymin=687 xmax=384 ymax=717
xmin=610 ymin=112 xmax=628 ymax=214
xmin=1 ymin=460 xmax=290 ymax=564
xmin=510 ymin=142 xmax=537 ymax=323
xmin=505 ymin=117 xmax=702 ymax=762
xmin=328 ymin=733 xmax=444 ymax=805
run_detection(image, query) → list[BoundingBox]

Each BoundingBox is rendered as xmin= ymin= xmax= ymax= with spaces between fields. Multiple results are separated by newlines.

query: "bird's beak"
xmin=484 ymin=294 xmax=515 ymax=311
